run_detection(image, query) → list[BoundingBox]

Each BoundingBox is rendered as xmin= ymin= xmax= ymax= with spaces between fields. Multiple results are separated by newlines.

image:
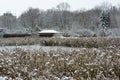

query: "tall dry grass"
xmin=0 ymin=47 xmax=120 ymax=79
xmin=0 ymin=37 xmax=120 ymax=48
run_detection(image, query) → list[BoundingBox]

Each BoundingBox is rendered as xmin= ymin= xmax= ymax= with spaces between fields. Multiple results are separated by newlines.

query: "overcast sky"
xmin=0 ymin=0 xmax=120 ymax=17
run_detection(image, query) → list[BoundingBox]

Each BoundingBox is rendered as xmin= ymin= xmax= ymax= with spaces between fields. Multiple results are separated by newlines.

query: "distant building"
xmin=38 ymin=30 xmax=62 ymax=37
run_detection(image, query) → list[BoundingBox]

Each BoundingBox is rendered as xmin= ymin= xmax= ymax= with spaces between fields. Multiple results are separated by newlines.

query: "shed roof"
xmin=39 ymin=30 xmax=60 ymax=33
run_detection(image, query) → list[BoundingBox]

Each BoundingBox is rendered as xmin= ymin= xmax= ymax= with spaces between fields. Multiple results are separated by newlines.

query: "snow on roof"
xmin=39 ymin=30 xmax=60 ymax=33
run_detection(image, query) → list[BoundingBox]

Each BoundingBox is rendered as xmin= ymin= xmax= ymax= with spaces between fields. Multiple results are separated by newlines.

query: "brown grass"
xmin=0 ymin=47 xmax=120 ymax=79
xmin=0 ymin=37 xmax=120 ymax=48
xmin=0 ymin=37 xmax=120 ymax=79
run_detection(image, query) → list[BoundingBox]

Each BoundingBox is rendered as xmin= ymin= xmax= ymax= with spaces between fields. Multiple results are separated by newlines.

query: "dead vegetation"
xmin=0 ymin=47 xmax=120 ymax=79
xmin=0 ymin=37 xmax=120 ymax=79
xmin=0 ymin=37 xmax=120 ymax=48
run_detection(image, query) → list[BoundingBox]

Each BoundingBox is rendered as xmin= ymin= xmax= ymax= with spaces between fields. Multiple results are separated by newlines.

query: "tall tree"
xmin=100 ymin=11 xmax=111 ymax=29
xmin=110 ymin=6 xmax=118 ymax=28
xmin=57 ymin=2 xmax=70 ymax=11
xmin=0 ymin=12 xmax=17 ymax=29
xmin=99 ymin=11 xmax=111 ymax=36
xmin=19 ymin=8 xmax=40 ymax=32
xmin=56 ymin=2 xmax=72 ymax=30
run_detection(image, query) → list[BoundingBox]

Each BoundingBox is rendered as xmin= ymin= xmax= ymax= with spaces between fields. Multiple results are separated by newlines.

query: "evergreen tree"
xmin=100 ymin=11 xmax=110 ymax=29
xmin=99 ymin=11 xmax=111 ymax=36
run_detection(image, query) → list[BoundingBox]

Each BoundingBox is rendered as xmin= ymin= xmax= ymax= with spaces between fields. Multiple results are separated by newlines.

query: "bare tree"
xmin=19 ymin=8 xmax=41 ymax=32
xmin=56 ymin=2 xmax=72 ymax=30
xmin=0 ymin=12 xmax=17 ymax=29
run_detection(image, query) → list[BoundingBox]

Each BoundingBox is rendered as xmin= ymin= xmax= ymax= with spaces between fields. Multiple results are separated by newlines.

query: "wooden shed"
xmin=38 ymin=30 xmax=61 ymax=37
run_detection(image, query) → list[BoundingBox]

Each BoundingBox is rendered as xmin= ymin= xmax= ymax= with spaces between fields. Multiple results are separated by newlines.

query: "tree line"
xmin=0 ymin=2 xmax=120 ymax=36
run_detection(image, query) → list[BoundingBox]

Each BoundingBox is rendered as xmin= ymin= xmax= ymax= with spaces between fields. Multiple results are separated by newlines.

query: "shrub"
xmin=76 ymin=29 xmax=96 ymax=37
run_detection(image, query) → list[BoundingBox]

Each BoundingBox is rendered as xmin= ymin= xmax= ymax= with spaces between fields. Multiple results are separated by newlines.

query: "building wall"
xmin=39 ymin=33 xmax=54 ymax=37
xmin=39 ymin=33 xmax=62 ymax=37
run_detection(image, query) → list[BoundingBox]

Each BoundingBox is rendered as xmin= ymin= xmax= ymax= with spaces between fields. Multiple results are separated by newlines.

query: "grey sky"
xmin=0 ymin=0 xmax=120 ymax=17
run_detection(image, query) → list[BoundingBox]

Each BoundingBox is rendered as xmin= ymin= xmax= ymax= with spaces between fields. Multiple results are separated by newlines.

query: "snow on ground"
xmin=0 ymin=76 xmax=8 ymax=80
xmin=0 ymin=45 xmax=120 ymax=79
xmin=0 ymin=45 xmax=81 ymax=52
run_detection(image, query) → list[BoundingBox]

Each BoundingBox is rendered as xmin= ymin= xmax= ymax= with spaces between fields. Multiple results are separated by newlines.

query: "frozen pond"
xmin=0 ymin=45 xmax=80 ymax=52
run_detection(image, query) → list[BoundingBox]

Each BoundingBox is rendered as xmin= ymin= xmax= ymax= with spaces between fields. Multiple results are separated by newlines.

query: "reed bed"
xmin=0 ymin=47 xmax=120 ymax=80
xmin=0 ymin=37 xmax=120 ymax=48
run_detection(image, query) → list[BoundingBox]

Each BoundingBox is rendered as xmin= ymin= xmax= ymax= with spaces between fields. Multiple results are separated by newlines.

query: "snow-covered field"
xmin=0 ymin=45 xmax=80 ymax=52
xmin=0 ymin=37 xmax=120 ymax=79
xmin=0 ymin=76 xmax=7 ymax=80
xmin=0 ymin=45 xmax=120 ymax=80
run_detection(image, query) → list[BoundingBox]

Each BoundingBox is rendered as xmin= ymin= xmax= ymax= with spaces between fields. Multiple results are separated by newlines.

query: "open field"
xmin=0 ymin=37 xmax=120 ymax=48
xmin=0 ymin=47 xmax=120 ymax=79
xmin=0 ymin=37 xmax=120 ymax=79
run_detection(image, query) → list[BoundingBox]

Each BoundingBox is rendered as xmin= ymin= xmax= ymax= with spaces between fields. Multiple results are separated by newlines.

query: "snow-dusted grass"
xmin=0 ymin=47 xmax=120 ymax=80
xmin=0 ymin=37 xmax=120 ymax=79
xmin=0 ymin=37 xmax=120 ymax=48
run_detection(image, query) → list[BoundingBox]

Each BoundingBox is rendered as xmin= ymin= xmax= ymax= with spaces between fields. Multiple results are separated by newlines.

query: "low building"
xmin=38 ymin=30 xmax=61 ymax=37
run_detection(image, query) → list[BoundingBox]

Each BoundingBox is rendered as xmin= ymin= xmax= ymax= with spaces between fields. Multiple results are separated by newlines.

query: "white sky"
xmin=0 ymin=0 xmax=120 ymax=17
